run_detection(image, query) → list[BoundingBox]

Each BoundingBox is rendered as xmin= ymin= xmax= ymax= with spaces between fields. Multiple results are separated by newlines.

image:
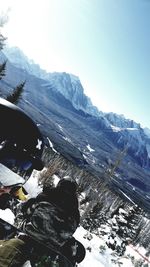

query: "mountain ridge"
xmin=4 ymin=46 xmax=148 ymax=132
xmin=1 ymin=46 xmax=150 ymax=211
xmin=3 ymin=46 xmax=102 ymax=117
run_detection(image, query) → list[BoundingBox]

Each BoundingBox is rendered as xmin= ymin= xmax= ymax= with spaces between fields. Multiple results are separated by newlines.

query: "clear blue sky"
xmin=1 ymin=0 xmax=150 ymax=128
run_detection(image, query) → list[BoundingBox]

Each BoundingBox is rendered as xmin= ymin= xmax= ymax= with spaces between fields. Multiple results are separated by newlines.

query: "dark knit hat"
xmin=57 ymin=179 xmax=77 ymax=194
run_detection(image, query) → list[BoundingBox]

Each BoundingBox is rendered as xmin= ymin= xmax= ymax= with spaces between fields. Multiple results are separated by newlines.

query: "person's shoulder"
xmin=0 ymin=193 xmax=12 ymax=209
xmin=21 ymin=197 xmax=36 ymax=213
xmin=37 ymin=187 xmax=58 ymax=201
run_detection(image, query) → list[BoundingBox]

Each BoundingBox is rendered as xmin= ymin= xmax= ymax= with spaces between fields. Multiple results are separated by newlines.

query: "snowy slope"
xmin=2 ymin=46 xmax=150 ymax=174
xmin=0 ymin=172 xmax=149 ymax=267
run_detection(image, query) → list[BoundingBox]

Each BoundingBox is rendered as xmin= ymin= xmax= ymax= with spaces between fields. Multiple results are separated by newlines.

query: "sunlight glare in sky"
xmin=2 ymin=1 xmax=61 ymax=70
xmin=0 ymin=0 xmax=150 ymax=129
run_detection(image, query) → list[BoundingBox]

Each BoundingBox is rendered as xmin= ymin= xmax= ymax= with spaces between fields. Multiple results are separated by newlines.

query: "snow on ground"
xmin=110 ymin=125 xmax=121 ymax=132
xmin=86 ymin=144 xmax=95 ymax=152
xmin=0 ymin=208 xmax=146 ymax=266
xmin=47 ymin=137 xmax=58 ymax=153
xmin=52 ymin=174 xmax=60 ymax=186
xmin=0 ymin=208 xmax=15 ymax=224
xmin=0 ymin=172 xmax=150 ymax=267
xmin=74 ymin=226 xmax=138 ymax=267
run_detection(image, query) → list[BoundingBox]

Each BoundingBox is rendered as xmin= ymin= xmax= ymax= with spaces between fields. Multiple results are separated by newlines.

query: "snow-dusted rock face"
xmin=104 ymin=112 xmax=150 ymax=168
xmin=3 ymin=46 xmax=48 ymax=79
xmin=3 ymin=46 xmax=101 ymax=117
xmin=104 ymin=112 xmax=141 ymax=129
xmin=144 ymin=127 xmax=150 ymax=139
xmin=45 ymin=71 xmax=102 ymax=117
xmin=1 ymin=46 xmax=150 ymax=205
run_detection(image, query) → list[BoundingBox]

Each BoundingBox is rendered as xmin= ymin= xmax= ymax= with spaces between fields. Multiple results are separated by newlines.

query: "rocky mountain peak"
xmin=105 ymin=112 xmax=141 ymax=129
xmin=3 ymin=46 xmax=102 ymax=117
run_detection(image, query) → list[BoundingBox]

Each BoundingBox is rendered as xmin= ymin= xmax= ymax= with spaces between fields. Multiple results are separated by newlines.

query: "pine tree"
xmin=0 ymin=14 xmax=25 ymax=104
xmin=0 ymin=13 xmax=8 ymax=50
xmin=0 ymin=13 xmax=7 ymax=96
xmin=0 ymin=15 xmax=7 ymax=80
xmin=6 ymin=81 xmax=26 ymax=104
xmin=106 ymin=145 xmax=128 ymax=180
xmin=106 ymin=204 xmax=143 ymax=256
xmin=82 ymin=201 xmax=106 ymax=232
xmin=0 ymin=61 xmax=7 ymax=80
xmin=0 ymin=33 xmax=6 ymax=50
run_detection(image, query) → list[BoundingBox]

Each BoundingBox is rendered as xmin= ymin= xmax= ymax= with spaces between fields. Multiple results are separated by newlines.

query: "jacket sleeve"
xmin=0 ymin=193 xmax=12 ymax=210
xmin=22 ymin=201 xmax=78 ymax=250
xmin=21 ymin=197 xmax=36 ymax=215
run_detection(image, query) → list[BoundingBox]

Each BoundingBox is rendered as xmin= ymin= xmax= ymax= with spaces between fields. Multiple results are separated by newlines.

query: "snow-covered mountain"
xmin=1 ymin=46 xmax=150 ymax=267
xmin=1 ymin=46 xmax=150 ymax=210
xmin=144 ymin=127 xmax=150 ymax=139
xmin=3 ymin=46 xmax=101 ymax=117
xmin=3 ymin=46 xmax=48 ymax=79
xmin=104 ymin=112 xmax=150 ymax=169
xmin=3 ymin=46 xmax=150 ymax=165
xmin=104 ymin=112 xmax=141 ymax=129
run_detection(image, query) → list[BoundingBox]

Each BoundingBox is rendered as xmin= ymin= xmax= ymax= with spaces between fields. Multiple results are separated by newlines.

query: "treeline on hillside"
xmin=39 ymin=146 xmax=150 ymax=254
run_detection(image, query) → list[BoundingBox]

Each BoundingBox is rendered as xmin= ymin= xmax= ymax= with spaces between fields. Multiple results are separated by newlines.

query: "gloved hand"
xmin=21 ymin=197 xmax=36 ymax=215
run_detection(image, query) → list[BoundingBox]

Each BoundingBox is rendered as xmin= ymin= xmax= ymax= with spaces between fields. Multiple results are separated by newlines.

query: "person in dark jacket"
xmin=0 ymin=179 xmax=84 ymax=267
xmin=37 ymin=178 xmax=80 ymax=226
xmin=13 ymin=178 xmax=82 ymax=266
xmin=18 ymin=179 xmax=80 ymax=248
